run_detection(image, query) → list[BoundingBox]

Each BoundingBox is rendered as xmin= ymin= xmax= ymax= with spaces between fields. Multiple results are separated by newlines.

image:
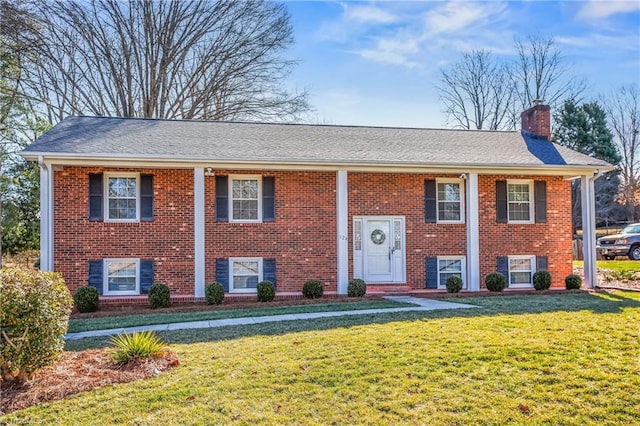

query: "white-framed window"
xmin=105 ymin=172 xmax=140 ymax=222
xmin=230 ymin=257 xmax=263 ymax=293
xmin=229 ymin=175 xmax=262 ymax=222
xmin=507 ymin=180 xmax=533 ymax=223
xmin=437 ymin=179 xmax=465 ymax=223
xmin=437 ymin=256 xmax=466 ymax=289
xmin=104 ymin=258 xmax=140 ymax=295
xmin=508 ymin=255 xmax=536 ymax=288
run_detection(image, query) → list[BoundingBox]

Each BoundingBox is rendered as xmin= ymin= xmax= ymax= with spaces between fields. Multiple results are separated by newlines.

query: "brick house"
xmin=22 ymin=105 xmax=610 ymax=302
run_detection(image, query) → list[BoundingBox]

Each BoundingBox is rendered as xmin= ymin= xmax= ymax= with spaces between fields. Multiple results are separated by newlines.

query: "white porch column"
xmin=337 ymin=170 xmax=349 ymax=295
xmin=466 ymin=173 xmax=480 ymax=291
xmin=38 ymin=158 xmax=53 ymax=271
xmin=581 ymin=174 xmax=597 ymax=289
xmin=194 ymin=168 xmax=205 ymax=297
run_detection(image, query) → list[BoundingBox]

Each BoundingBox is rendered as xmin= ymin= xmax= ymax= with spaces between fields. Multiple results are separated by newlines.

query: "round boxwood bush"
xmin=533 ymin=270 xmax=552 ymax=290
xmin=205 ymin=281 xmax=225 ymax=305
xmin=485 ymin=272 xmax=506 ymax=292
xmin=0 ymin=268 xmax=73 ymax=383
xmin=257 ymin=280 xmax=276 ymax=302
xmin=445 ymin=276 xmax=463 ymax=293
xmin=565 ymin=274 xmax=582 ymax=290
xmin=302 ymin=279 xmax=324 ymax=299
xmin=148 ymin=283 xmax=171 ymax=309
xmin=73 ymin=286 xmax=99 ymax=313
xmin=348 ymin=278 xmax=366 ymax=297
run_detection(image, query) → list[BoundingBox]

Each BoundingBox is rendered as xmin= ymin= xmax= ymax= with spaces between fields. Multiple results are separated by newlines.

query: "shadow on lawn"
xmin=64 ymin=291 xmax=640 ymax=352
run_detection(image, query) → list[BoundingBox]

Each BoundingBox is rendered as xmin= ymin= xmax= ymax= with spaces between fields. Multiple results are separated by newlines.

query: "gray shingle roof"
xmin=22 ymin=116 xmax=611 ymax=170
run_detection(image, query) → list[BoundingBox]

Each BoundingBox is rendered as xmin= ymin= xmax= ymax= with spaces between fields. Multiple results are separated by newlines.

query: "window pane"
xmin=109 ymin=199 xmax=137 ymax=219
xmin=510 ymin=272 xmax=532 ymax=284
xmin=108 ymin=261 xmax=137 ymax=276
xmin=508 ymin=203 xmax=530 ymax=221
xmin=233 ymin=200 xmax=258 ymax=220
xmin=437 ymin=182 xmax=461 ymax=221
xmin=233 ymin=275 xmax=259 ymax=289
xmin=439 ymin=259 xmax=462 ymax=273
xmin=438 ymin=202 xmax=461 ymax=221
xmin=510 ymin=258 xmax=532 ymax=272
xmin=438 ymin=183 xmax=460 ymax=201
xmin=108 ymin=277 xmax=136 ymax=292
xmin=231 ymin=179 xmax=259 ymax=221
xmin=232 ymin=179 xmax=258 ymax=198
xmin=234 ymin=261 xmax=259 ymax=275
xmin=108 ymin=177 xmax=137 ymax=198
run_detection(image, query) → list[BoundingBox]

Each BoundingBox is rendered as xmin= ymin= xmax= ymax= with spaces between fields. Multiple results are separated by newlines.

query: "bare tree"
xmin=437 ymin=49 xmax=515 ymax=130
xmin=603 ymin=85 xmax=640 ymax=221
xmin=437 ymin=35 xmax=586 ymax=131
xmin=511 ymin=35 xmax=586 ymax=111
xmin=20 ymin=0 xmax=309 ymax=122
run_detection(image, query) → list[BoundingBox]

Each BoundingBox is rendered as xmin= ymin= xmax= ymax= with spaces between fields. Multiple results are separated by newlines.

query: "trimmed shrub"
xmin=205 ymin=281 xmax=225 ymax=305
xmin=533 ymin=270 xmax=552 ymax=290
xmin=348 ymin=278 xmax=366 ymax=297
xmin=148 ymin=283 xmax=171 ymax=309
xmin=445 ymin=276 xmax=463 ymax=293
xmin=110 ymin=331 xmax=167 ymax=363
xmin=565 ymin=274 xmax=582 ymax=290
xmin=485 ymin=272 xmax=506 ymax=292
xmin=257 ymin=280 xmax=276 ymax=302
xmin=0 ymin=268 xmax=73 ymax=383
xmin=302 ymin=279 xmax=324 ymax=299
xmin=73 ymin=286 xmax=99 ymax=313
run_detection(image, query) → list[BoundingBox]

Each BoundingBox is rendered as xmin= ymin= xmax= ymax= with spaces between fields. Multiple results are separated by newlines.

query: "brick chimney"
xmin=521 ymin=101 xmax=551 ymax=140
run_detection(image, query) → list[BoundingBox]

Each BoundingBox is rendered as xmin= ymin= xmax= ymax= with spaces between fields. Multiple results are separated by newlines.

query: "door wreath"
xmin=370 ymin=229 xmax=386 ymax=245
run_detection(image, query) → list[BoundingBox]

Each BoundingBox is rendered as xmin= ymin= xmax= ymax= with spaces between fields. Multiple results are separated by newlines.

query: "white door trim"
xmin=353 ymin=216 xmax=406 ymax=284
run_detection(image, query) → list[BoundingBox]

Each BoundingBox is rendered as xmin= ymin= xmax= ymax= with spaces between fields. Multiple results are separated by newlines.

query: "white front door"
xmin=354 ymin=216 xmax=405 ymax=283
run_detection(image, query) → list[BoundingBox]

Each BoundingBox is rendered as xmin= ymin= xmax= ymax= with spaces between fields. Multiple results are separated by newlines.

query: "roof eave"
xmin=22 ymin=151 xmax=614 ymax=176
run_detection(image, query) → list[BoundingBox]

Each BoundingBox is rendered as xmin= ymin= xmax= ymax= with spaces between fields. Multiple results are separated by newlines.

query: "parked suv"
xmin=596 ymin=223 xmax=640 ymax=260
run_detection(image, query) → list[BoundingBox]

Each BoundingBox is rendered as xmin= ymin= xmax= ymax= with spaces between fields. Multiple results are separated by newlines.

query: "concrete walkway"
xmin=65 ymin=296 xmax=479 ymax=341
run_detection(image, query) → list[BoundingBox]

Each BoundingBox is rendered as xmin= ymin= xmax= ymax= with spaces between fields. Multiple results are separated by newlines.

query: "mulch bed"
xmin=1 ymin=350 xmax=179 ymax=415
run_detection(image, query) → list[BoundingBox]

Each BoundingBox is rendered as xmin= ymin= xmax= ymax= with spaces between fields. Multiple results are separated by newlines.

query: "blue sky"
xmin=284 ymin=1 xmax=640 ymax=128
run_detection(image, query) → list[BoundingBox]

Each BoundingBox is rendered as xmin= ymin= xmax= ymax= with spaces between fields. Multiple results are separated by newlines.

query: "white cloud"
xmin=423 ymin=1 xmax=505 ymax=37
xmin=342 ymin=3 xmax=398 ymax=24
xmin=578 ymin=0 xmax=640 ymax=20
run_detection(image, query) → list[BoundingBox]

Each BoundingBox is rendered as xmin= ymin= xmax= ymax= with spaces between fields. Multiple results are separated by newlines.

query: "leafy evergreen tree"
xmin=552 ymin=100 xmax=622 ymax=230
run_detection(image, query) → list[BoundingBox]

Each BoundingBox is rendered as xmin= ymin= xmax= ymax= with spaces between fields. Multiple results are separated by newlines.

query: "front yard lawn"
xmin=5 ymin=291 xmax=640 ymax=425
xmin=574 ymin=259 xmax=640 ymax=273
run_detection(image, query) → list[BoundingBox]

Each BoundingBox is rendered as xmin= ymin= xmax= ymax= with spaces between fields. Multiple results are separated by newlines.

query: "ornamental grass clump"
xmin=445 ymin=276 xmax=463 ymax=293
xmin=148 ymin=283 xmax=171 ymax=309
xmin=565 ymin=274 xmax=582 ymax=290
xmin=205 ymin=281 xmax=225 ymax=305
xmin=302 ymin=279 xmax=324 ymax=299
xmin=73 ymin=286 xmax=99 ymax=313
xmin=257 ymin=280 xmax=276 ymax=302
xmin=485 ymin=272 xmax=506 ymax=292
xmin=0 ymin=268 xmax=73 ymax=383
xmin=533 ymin=271 xmax=552 ymax=290
xmin=110 ymin=331 xmax=168 ymax=364
xmin=348 ymin=279 xmax=366 ymax=297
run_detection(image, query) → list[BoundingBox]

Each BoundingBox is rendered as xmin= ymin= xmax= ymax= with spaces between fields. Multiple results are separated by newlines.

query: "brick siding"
xmin=53 ymin=167 xmax=572 ymax=296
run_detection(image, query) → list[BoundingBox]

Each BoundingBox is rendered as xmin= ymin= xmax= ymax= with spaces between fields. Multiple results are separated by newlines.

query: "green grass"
xmin=7 ymin=292 xmax=640 ymax=425
xmin=574 ymin=260 xmax=640 ymax=273
xmin=67 ymin=300 xmax=412 ymax=333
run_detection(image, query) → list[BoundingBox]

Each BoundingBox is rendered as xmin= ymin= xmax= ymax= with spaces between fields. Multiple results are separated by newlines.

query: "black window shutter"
xmin=496 ymin=180 xmax=508 ymax=223
xmin=534 ymin=181 xmax=547 ymax=223
xmin=263 ymin=177 xmax=276 ymax=222
xmin=263 ymin=258 xmax=276 ymax=288
xmin=216 ymin=258 xmax=229 ymax=292
xmin=140 ymin=260 xmax=154 ymax=294
xmin=89 ymin=173 xmax=104 ymax=221
xmin=140 ymin=175 xmax=154 ymax=221
xmin=88 ymin=260 xmax=103 ymax=295
xmin=424 ymin=180 xmax=437 ymax=223
xmin=216 ymin=176 xmax=229 ymax=222
xmin=536 ymin=256 xmax=548 ymax=272
xmin=497 ymin=256 xmax=509 ymax=287
xmin=425 ymin=257 xmax=438 ymax=289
